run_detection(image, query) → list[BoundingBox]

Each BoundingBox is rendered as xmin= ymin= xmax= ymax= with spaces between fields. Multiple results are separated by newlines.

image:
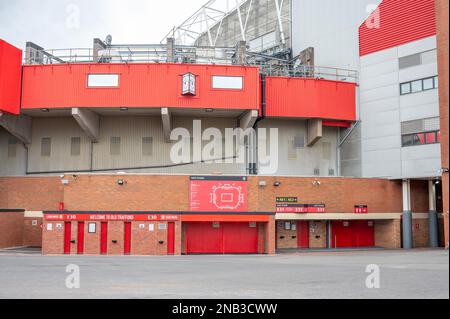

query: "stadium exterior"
xmin=0 ymin=0 xmax=448 ymax=255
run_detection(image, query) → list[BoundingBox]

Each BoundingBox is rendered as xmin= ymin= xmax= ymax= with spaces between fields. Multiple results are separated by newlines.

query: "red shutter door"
xmin=77 ymin=222 xmax=84 ymax=255
xmin=331 ymin=221 xmax=353 ymax=248
xmin=355 ymin=221 xmax=375 ymax=247
xmin=297 ymin=221 xmax=310 ymax=249
xmin=64 ymin=222 xmax=71 ymax=254
xmin=223 ymin=223 xmax=258 ymax=254
xmin=185 ymin=222 xmax=223 ymax=254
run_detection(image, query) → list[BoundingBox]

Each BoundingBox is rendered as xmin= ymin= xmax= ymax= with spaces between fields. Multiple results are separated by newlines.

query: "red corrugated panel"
xmin=0 ymin=39 xmax=22 ymax=115
xmin=359 ymin=0 xmax=436 ymax=56
xmin=21 ymin=63 xmax=260 ymax=111
xmin=265 ymin=77 xmax=356 ymax=121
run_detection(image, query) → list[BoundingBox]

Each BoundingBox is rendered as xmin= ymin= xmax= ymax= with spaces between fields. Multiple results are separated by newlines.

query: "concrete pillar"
xmin=167 ymin=38 xmax=175 ymax=63
xmin=93 ymin=38 xmax=106 ymax=62
xmin=234 ymin=41 xmax=247 ymax=65
xmin=428 ymin=180 xmax=439 ymax=248
xmin=402 ymin=179 xmax=413 ymax=249
xmin=25 ymin=42 xmax=44 ymax=65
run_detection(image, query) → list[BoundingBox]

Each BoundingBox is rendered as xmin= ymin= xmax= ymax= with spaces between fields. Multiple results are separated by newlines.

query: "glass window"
xmin=425 ymin=132 xmax=437 ymax=144
xmin=423 ymin=78 xmax=434 ymax=90
xmin=212 ymin=76 xmax=243 ymax=90
xmin=87 ymin=74 xmax=119 ymax=87
xmin=400 ymin=82 xmax=411 ymax=95
xmin=434 ymin=76 xmax=439 ymax=88
xmin=411 ymin=80 xmax=423 ymax=93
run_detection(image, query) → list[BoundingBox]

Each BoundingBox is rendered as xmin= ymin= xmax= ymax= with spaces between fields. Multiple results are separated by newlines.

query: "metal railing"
xmin=24 ymin=45 xmax=358 ymax=83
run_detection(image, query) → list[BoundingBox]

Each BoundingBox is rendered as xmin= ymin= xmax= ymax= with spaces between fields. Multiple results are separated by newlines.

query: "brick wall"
xmin=0 ymin=176 xmax=407 ymax=214
xmin=309 ymin=221 xmax=327 ymax=248
xmin=375 ymin=220 xmax=401 ymax=249
xmin=413 ymin=218 xmax=430 ymax=248
xmin=276 ymin=221 xmax=297 ymax=249
xmin=22 ymin=217 xmax=42 ymax=247
xmin=436 ymin=0 xmax=449 ymax=248
xmin=42 ymin=221 xmax=64 ymax=254
xmin=0 ymin=212 xmax=24 ymax=248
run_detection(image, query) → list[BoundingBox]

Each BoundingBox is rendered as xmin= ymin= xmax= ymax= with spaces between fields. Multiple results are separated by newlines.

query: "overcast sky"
xmin=0 ymin=0 xmax=206 ymax=50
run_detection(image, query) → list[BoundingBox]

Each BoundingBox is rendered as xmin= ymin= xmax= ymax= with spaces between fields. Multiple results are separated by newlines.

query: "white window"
xmin=411 ymin=80 xmax=423 ymax=93
xmin=212 ymin=76 xmax=243 ymax=90
xmin=87 ymin=74 xmax=119 ymax=87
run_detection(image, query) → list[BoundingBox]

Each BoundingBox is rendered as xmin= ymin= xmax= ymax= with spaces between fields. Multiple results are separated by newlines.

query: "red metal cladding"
xmin=100 ymin=222 xmax=108 ymax=255
xmin=265 ymin=77 xmax=356 ymax=121
xmin=0 ymin=39 xmax=22 ymax=115
xmin=359 ymin=0 xmax=436 ymax=56
xmin=222 ymin=222 xmax=258 ymax=254
xmin=21 ymin=63 xmax=260 ymax=110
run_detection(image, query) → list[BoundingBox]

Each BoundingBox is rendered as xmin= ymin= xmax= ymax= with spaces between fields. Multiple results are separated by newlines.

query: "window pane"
xmin=88 ymin=74 xmax=119 ymax=87
xmin=425 ymin=132 xmax=437 ymax=144
xmin=414 ymin=133 xmax=425 ymax=145
xmin=212 ymin=76 xmax=243 ymax=89
xmin=400 ymin=83 xmax=411 ymax=95
xmin=437 ymin=131 xmax=441 ymax=142
xmin=434 ymin=76 xmax=439 ymax=88
xmin=423 ymin=78 xmax=434 ymax=90
xmin=402 ymin=135 xmax=414 ymax=147
xmin=411 ymin=80 xmax=423 ymax=93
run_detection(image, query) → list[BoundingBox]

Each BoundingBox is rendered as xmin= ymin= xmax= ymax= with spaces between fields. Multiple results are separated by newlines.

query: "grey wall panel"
xmin=0 ymin=127 xmax=27 ymax=176
xmin=258 ymin=119 xmax=338 ymax=176
xmin=292 ymin=0 xmax=381 ymax=70
xmin=27 ymin=117 xmax=92 ymax=173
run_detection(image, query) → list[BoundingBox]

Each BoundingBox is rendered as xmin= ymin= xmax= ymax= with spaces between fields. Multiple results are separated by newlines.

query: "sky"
xmin=0 ymin=0 xmax=206 ymax=50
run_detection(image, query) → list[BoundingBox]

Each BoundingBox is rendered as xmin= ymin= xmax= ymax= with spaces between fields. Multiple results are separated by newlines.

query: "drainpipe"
xmin=402 ymin=179 xmax=413 ymax=249
xmin=428 ymin=180 xmax=439 ymax=248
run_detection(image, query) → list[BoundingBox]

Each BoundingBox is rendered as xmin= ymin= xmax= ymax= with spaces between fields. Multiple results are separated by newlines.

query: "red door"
xmin=64 ymin=222 xmax=71 ymax=254
xmin=297 ymin=221 xmax=310 ymax=249
xmin=185 ymin=222 xmax=223 ymax=254
xmin=167 ymin=222 xmax=175 ymax=255
xmin=331 ymin=221 xmax=353 ymax=248
xmin=332 ymin=221 xmax=375 ymax=248
xmin=100 ymin=222 xmax=108 ymax=255
xmin=124 ymin=222 xmax=131 ymax=255
xmin=185 ymin=222 xmax=258 ymax=254
xmin=77 ymin=222 xmax=84 ymax=254
xmin=354 ymin=221 xmax=375 ymax=247
xmin=223 ymin=223 xmax=258 ymax=254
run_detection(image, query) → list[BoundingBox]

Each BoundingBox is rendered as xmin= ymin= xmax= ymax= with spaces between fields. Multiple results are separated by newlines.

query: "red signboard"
xmin=276 ymin=204 xmax=326 ymax=214
xmin=44 ymin=213 xmax=179 ymax=222
xmin=354 ymin=205 xmax=369 ymax=214
xmin=190 ymin=176 xmax=248 ymax=212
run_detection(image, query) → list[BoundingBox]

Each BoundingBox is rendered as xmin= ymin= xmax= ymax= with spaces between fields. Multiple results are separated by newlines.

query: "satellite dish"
xmin=105 ymin=35 xmax=112 ymax=46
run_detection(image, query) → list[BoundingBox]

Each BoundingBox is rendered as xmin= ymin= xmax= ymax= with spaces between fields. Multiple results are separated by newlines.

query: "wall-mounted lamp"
xmin=259 ymin=181 xmax=267 ymax=187
xmin=117 ymin=179 xmax=126 ymax=186
xmin=312 ymin=179 xmax=321 ymax=186
xmin=273 ymin=181 xmax=281 ymax=187
xmin=41 ymin=108 xmax=50 ymax=113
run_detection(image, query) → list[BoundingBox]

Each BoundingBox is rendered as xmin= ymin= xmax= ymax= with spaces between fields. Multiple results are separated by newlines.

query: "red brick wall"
xmin=22 ymin=217 xmax=43 ymax=247
xmin=0 ymin=212 xmax=24 ymax=248
xmin=42 ymin=221 xmax=64 ymax=254
xmin=436 ymin=0 xmax=449 ymax=248
xmin=0 ymin=177 xmax=63 ymax=211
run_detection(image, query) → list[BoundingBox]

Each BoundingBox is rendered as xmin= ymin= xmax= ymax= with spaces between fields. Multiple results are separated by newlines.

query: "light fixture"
xmin=120 ymin=107 xmax=129 ymax=111
xmin=205 ymin=108 xmax=214 ymax=113
xmin=259 ymin=181 xmax=267 ymax=187
xmin=41 ymin=108 xmax=50 ymax=113
xmin=117 ymin=179 xmax=126 ymax=186
xmin=273 ymin=181 xmax=281 ymax=187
